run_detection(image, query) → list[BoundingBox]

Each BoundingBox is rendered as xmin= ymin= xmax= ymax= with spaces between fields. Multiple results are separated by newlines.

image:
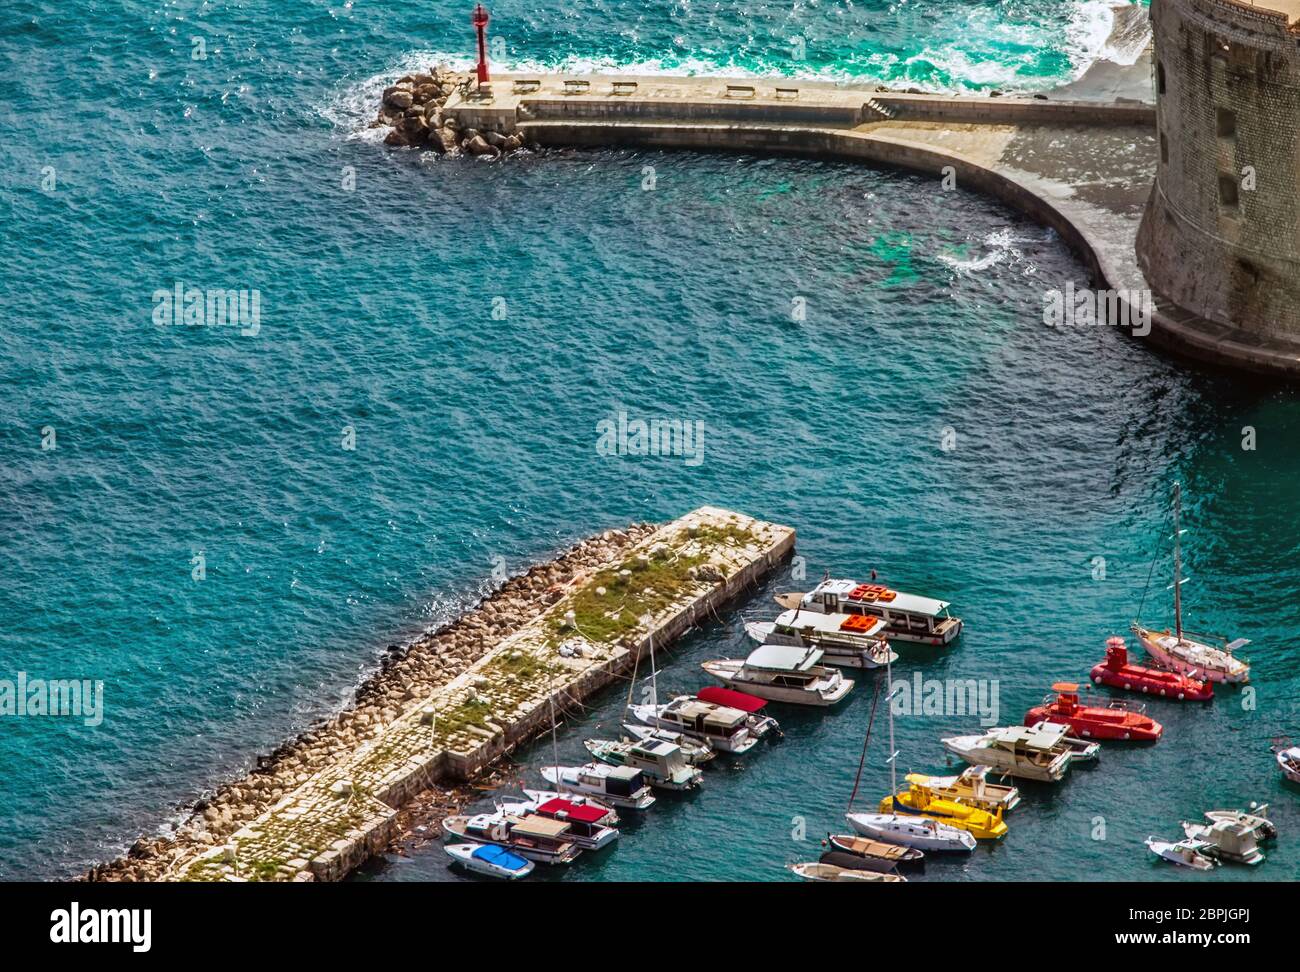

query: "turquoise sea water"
xmin=2 ymin=0 xmax=1297 ymax=883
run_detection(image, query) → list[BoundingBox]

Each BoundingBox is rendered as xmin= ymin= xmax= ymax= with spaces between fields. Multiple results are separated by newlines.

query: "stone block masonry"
xmin=160 ymin=506 xmax=793 ymax=881
xmin=1137 ymin=0 xmax=1300 ymax=347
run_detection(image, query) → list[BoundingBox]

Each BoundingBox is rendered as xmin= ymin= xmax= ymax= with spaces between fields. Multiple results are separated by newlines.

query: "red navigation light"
xmin=472 ymin=3 xmax=491 ymax=85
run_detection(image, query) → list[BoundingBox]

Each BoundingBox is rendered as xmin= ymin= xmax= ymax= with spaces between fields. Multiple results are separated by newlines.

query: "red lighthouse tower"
xmin=472 ymin=3 xmax=490 ymax=85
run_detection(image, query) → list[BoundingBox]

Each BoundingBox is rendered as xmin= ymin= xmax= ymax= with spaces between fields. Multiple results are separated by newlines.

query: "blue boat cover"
xmin=471 ymin=843 xmax=529 ymax=871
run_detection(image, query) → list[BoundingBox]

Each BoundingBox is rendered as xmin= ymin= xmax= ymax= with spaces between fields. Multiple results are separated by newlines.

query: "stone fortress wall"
xmin=1137 ymin=0 xmax=1300 ymax=343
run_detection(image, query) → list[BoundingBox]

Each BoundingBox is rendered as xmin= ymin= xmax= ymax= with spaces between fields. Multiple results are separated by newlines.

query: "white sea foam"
xmin=1069 ymin=0 xmax=1150 ymax=71
xmin=318 ymin=1 xmax=1152 ymax=135
xmin=938 ymin=228 xmax=1043 ymax=275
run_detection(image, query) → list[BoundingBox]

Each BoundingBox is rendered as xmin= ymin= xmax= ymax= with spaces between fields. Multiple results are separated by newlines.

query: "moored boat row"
xmin=444 ymin=625 xmax=800 ymax=877
xmin=443 ymin=488 xmax=1285 ymax=882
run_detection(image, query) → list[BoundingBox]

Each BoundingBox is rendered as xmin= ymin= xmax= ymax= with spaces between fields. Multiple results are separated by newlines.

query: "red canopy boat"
xmin=534 ymin=798 xmax=612 ymax=825
xmin=1089 ymin=636 xmax=1213 ymax=701
xmin=696 ymin=686 xmax=768 ymax=713
xmin=1024 ymin=682 xmax=1163 ymax=742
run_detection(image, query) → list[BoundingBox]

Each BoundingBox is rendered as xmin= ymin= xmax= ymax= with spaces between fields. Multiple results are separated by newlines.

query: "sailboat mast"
xmin=1172 ymin=482 xmax=1183 ymax=642
xmin=649 ymin=628 xmax=658 ymax=708
xmin=886 ymin=652 xmax=897 ymax=796
xmin=549 ymin=688 xmax=564 ymax=796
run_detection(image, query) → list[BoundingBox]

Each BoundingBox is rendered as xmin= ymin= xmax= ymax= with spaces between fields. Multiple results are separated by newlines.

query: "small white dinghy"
xmin=789 ymin=862 xmax=904 ymax=883
xmin=445 ymin=842 xmax=535 ymax=880
xmin=1272 ymin=742 xmax=1300 ymax=784
xmin=845 ymin=812 xmax=976 ymax=852
xmin=1145 ymin=835 xmax=1218 ymax=870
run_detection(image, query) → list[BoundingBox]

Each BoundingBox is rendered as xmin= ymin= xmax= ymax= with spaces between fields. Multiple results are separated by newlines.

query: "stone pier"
xmin=169 ymin=506 xmax=794 ymax=881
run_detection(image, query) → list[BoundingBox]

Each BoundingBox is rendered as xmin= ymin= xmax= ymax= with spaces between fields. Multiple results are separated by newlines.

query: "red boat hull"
xmin=1089 ymin=662 xmax=1213 ymax=701
xmin=1024 ymin=704 xmax=1163 ymax=741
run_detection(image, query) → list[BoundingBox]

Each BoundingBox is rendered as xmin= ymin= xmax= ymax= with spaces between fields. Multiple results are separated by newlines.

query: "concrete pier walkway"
xmin=443 ymin=71 xmax=1300 ymax=376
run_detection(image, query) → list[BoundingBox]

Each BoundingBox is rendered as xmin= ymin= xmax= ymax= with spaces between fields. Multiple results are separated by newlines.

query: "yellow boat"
xmin=907 ymin=766 xmax=1020 ymax=814
xmin=879 ymin=774 xmax=1009 ymax=840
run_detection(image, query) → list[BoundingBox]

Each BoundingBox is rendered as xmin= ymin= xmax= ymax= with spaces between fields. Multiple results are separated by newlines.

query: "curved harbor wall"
xmin=1136 ymin=0 xmax=1300 ymax=343
xmin=431 ymin=68 xmax=1300 ymax=376
xmin=518 ymin=120 xmax=1114 ymax=285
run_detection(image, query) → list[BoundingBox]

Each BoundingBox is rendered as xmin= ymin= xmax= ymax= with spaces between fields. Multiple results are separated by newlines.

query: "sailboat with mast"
xmin=619 ymin=624 xmax=717 ymax=764
xmin=1131 ymin=482 xmax=1250 ymax=684
xmin=844 ymin=656 xmax=976 ymax=853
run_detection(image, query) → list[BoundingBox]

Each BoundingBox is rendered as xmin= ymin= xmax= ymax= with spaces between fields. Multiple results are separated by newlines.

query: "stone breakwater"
xmin=374 ymin=66 xmax=528 ymax=157
xmin=86 ymin=521 xmax=655 ymax=882
xmin=87 ymin=506 xmax=794 ymax=882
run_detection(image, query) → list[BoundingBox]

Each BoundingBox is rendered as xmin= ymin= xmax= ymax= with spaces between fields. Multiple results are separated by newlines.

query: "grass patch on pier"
xmin=432 ymin=696 xmax=494 ymax=736
xmin=482 ymin=651 xmax=564 ymax=684
xmin=546 ymin=521 xmax=759 ymax=648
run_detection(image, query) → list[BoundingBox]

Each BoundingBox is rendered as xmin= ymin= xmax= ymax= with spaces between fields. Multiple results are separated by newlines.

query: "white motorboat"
xmin=1273 ymin=741 xmax=1300 ymax=783
xmin=1204 ymin=804 xmax=1276 ymax=841
xmin=845 ymin=812 xmax=976 ymax=852
xmin=1145 ymin=835 xmax=1218 ymax=871
xmin=941 ymin=722 xmax=1100 ymax=783
xmin=445 ymin=841 xmax=535 ymax=880
xmin=540 ymin=763 xmax=656 ymax=810
xmin=774 ymin=577 xmax=962 ymax=647
xmin=621 ymin=724 xmax=715 ymax=765
xmin=442 ymin=812 xmax=582 ymax=865
xmin=584 ymin=737 xmax=703 ymax=791
xmin=1180 ymin=819 xmax=1265 ymax=865
xmin=630 ymin=696 xmax=758 ymax=754
xmin=701 ymin=644 xmax=853 ymax=706
xmin=498 ymin=796 xmax=620 ymax=850
xmin=789 ymin=862 xmax=904 ymax=882
xmin=1131 ymin=483 xmax=1250 ymax=684
xmin=695 ymin=687 xmax=783 ymax=738
xmin=744 ymin=619 xmax=894 ymax=670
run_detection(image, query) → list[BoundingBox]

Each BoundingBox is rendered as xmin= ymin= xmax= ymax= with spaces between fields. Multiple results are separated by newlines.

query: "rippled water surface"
xmin=2 ymin=0 xmax=1297 ymax=882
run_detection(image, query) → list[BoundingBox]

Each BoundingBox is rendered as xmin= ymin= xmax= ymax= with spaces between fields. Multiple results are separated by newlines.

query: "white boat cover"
xmin=744 ymin=643 xmax=823 ymax=671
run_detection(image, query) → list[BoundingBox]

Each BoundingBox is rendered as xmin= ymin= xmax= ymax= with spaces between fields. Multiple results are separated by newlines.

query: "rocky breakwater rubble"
xmin=84 ymin=523 xmax=655 ymax=881
xmin=374 ymin=67 xmax=527 ymax=157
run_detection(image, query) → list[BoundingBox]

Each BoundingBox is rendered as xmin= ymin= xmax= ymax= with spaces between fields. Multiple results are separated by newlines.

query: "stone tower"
xmin=1136 ymin=0 xmax=1300 ymax=342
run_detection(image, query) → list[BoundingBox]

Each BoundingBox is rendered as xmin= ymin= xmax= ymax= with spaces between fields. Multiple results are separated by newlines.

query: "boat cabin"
xmin=463 ymin=811 xmax=578 ymax=858
xmin=626 ymin=739 xmax=688 ymax=775
xmin=741 ymin=644 xmax=831 ymax=688
xmin=579 ymin=765 xmax=647 ymax=799
xmin=990 ymin=723 xmax=1072 ymax=765
xmin=503 ymin=814 xmax=576 ymax=853
xmin=663 ymin=698 xmax=750 ymax=743
xmin=1102 ymin=636 xmax=1129 ymax=668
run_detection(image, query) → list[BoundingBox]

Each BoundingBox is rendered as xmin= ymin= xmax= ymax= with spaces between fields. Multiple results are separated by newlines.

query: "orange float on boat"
xmin=839 ymin=614 xmax=877 ymax=632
